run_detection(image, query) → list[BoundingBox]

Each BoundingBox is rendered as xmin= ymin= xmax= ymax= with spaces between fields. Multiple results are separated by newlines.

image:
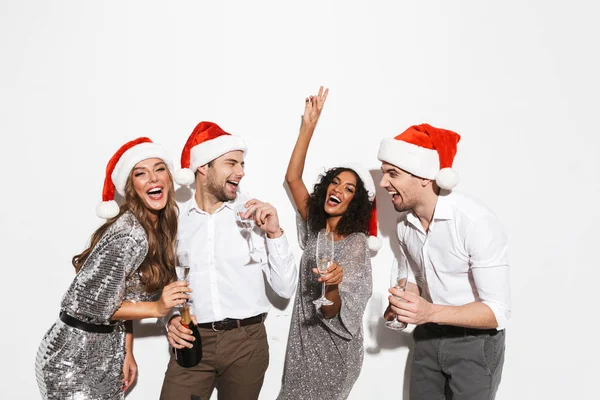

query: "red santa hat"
xmin=175 ymin=121 xmax=248 ymax=185
xmin=335 ymin=163 xmax=382 ymax=252
xmin=377 ymin=123 xmax=461 ymax=190
xmin=96 ymin=137 xmax=174 ymax=219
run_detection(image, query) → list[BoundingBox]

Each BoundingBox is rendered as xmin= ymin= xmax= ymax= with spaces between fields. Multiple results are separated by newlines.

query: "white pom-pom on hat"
xmin=368 ymin=235 xmax=382 ymax=252
xmin=174 ymin=168 xmax=195 ymax=186
xmin=96 ymin=200 xmax=120 ymax=219
xmin=435 ymin=167 xmax=459 ymax=190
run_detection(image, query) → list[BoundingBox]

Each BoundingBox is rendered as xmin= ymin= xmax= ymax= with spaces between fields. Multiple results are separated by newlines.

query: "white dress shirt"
xmin=177 ymin=195 xmax=298 ymax=324
xmin=399 ymin=190 xmax=511 ymax=330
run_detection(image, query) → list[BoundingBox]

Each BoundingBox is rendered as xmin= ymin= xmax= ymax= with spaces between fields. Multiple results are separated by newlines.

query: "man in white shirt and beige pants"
xmin=160 ymin=121 xmax=298 ymax=400
xmin=378 ymin=123 xmax=510 ymax=400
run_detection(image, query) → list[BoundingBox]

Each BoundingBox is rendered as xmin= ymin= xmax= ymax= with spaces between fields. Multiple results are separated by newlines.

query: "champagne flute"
xmin=385 ymin=257 xmax=408 ymax=331
xmin=313 ymin=230 xmax=335 ymax=306
xmin=234 ymin=203 xmax=259 ymax=260
xmin=175 ymin=241 xmax=191 ymax=309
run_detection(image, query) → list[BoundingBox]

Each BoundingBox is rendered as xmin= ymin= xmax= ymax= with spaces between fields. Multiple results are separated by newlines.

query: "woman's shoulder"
xmin=337 ymin=231 xmax=368 ymax=252
xmin=105 ymin=211 xmax=148 ymax=246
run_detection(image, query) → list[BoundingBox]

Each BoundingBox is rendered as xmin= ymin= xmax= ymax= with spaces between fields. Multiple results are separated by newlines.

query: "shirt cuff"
xmin=482 ymin=300 xmax=510 ymax=330
xmin=266 ymin=233 xmax=292 ymax=258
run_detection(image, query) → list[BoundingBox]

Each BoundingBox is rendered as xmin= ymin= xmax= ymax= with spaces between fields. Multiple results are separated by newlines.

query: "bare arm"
xmin=321 ymin=285 xmax=341 ymax=318
xmin=111 ymin=280 xmax=191 ymax=320
xmin=389 ymin=289 xmax=499 ymax=329
xmin=429 ymin=302 xmax=498 ymax=328
xmin=285 ymin=86 xmax=329 ymax=221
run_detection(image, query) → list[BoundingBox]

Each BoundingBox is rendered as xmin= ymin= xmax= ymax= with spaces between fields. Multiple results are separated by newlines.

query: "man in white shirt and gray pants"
xmin=378 ymin=123 xmax=510 ymax=400
xmin=160 ymin=121 xmax=298 ymax=400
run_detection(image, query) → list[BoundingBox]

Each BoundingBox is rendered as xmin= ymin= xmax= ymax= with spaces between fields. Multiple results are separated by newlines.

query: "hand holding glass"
xmin=234 ymin=203 xmax=259 ymax=259
xmin=385 ymin=257 xmax=408 ymax=331
xmin=313 ymin=230 xmax=335 ymax=306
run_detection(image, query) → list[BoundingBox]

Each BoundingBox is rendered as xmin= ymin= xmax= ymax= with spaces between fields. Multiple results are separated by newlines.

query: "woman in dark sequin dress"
xmin=278 ymin=88 xmax=380 ymax=399
xmin=35 ymin=138 xmax=191 ymax=400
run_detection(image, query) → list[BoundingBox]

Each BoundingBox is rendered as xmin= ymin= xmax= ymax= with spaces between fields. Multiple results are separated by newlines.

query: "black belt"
xmin=59 ymin=312 xmax=116 ymax=334
xmin=421 ymin=322 xmax=499 ymax=338
xmin=197 ymin=313 xmax=265 ymax=332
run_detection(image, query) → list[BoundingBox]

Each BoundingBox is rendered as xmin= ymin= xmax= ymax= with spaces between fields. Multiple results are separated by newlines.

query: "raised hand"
xmin=285 ymin=86 xmax=329 ymax=222
xmin=302 ymin=86 xmax=329 ymax=128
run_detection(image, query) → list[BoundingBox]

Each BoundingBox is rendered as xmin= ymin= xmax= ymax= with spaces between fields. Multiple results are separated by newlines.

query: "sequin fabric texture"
xmin=35 ymin=212 xmax=155 ymax=400
xmin=278 ymin=220 xmax=373 ymax=400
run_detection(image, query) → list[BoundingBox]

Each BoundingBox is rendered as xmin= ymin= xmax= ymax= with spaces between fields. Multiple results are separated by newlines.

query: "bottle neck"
xmin=180 ymin=306 xmax=193 ymax=325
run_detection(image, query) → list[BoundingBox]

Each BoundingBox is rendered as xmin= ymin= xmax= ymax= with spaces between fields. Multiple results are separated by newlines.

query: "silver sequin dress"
xmin=278 ymin=220 xmax=373 ymax=400
xmin=35 ymin=211 xmax=157 ymax=400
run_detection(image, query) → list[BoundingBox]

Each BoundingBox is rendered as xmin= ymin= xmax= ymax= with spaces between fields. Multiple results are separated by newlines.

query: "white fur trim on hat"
xmin=436 ymin=167 xmax=459 ymax=190
xmin=377 ymin=138 xmax=439 ymax=180
xmin=111 ymin=142 xmax=174 ymax=196
xmin=368 ymin=235 xmax=382 ymax=251
xmin=189 ymin=135 xmax=247 ymax=173
xmin=96 ymin=200 xmax=120 ymax=219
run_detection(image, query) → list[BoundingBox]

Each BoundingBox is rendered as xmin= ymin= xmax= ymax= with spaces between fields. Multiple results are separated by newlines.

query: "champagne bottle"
xmin=175 ymin=306 xmax=202 ymax=368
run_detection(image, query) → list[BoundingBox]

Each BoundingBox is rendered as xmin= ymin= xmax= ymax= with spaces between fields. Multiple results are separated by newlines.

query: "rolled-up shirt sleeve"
xmin=466 ymin=214 xmax=511 ymax=330
xmin=264 ymin=233 xmax=298 ymax=299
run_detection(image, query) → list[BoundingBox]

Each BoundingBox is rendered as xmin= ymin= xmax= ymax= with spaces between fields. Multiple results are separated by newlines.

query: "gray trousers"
xmin=410 ymin=323 xmax=505 ymax=400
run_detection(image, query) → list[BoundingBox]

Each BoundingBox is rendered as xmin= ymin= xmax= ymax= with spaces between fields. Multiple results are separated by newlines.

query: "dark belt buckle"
xmin=212 ymin=319 xmax=233 ymax=332
xmin=211 ymin=321 xmax=222 ymax=332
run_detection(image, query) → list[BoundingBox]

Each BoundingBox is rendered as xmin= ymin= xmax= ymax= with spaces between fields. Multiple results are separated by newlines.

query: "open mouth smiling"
xmin=326 ymin=194 xmax=341 ymax=207
xmin=147 ymin=186 xmax=164 ymax=199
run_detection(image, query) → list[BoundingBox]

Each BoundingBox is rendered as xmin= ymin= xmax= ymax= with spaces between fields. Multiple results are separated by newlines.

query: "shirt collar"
xmin=432 ymin=190 xmax=453 ymax=221
xmin=185 ymin=196 xmax=235 ymax=215
xmin=405 ymin=190 xmax=453 ymax=233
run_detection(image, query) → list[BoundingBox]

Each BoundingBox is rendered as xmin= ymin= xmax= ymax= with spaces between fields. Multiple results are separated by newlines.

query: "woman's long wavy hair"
xmin=72 ymin=169 xmax=178 ymax=293
xmin=306 ymin=167 xmax=372 ymax=237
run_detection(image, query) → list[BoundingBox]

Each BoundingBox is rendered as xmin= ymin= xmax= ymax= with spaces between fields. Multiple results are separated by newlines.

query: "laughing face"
xmin=206 ymin=150 xmax=245 ymax=202
xmin=323 ymin=170 xmax=357 ymax=217
xmin=379 ymin=162 xmax=422 ymax=212
xmin=131 ymin=158 xmax=171 ymax=214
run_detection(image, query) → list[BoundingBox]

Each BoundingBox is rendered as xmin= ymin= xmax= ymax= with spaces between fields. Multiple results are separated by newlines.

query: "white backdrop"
xmin=1 ymin=1 xmax=598 ymax=399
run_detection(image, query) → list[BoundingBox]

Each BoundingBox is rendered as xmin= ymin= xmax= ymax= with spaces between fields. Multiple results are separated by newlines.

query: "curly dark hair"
xmin=306 ymin=167 xmax=372 ymax=237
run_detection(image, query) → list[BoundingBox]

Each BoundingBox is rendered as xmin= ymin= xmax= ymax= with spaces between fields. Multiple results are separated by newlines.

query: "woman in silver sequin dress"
xmin=35 ymin=138 xmax=191 ymax=400
xmin=278 ymin=88 xmax=378 ymax=399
